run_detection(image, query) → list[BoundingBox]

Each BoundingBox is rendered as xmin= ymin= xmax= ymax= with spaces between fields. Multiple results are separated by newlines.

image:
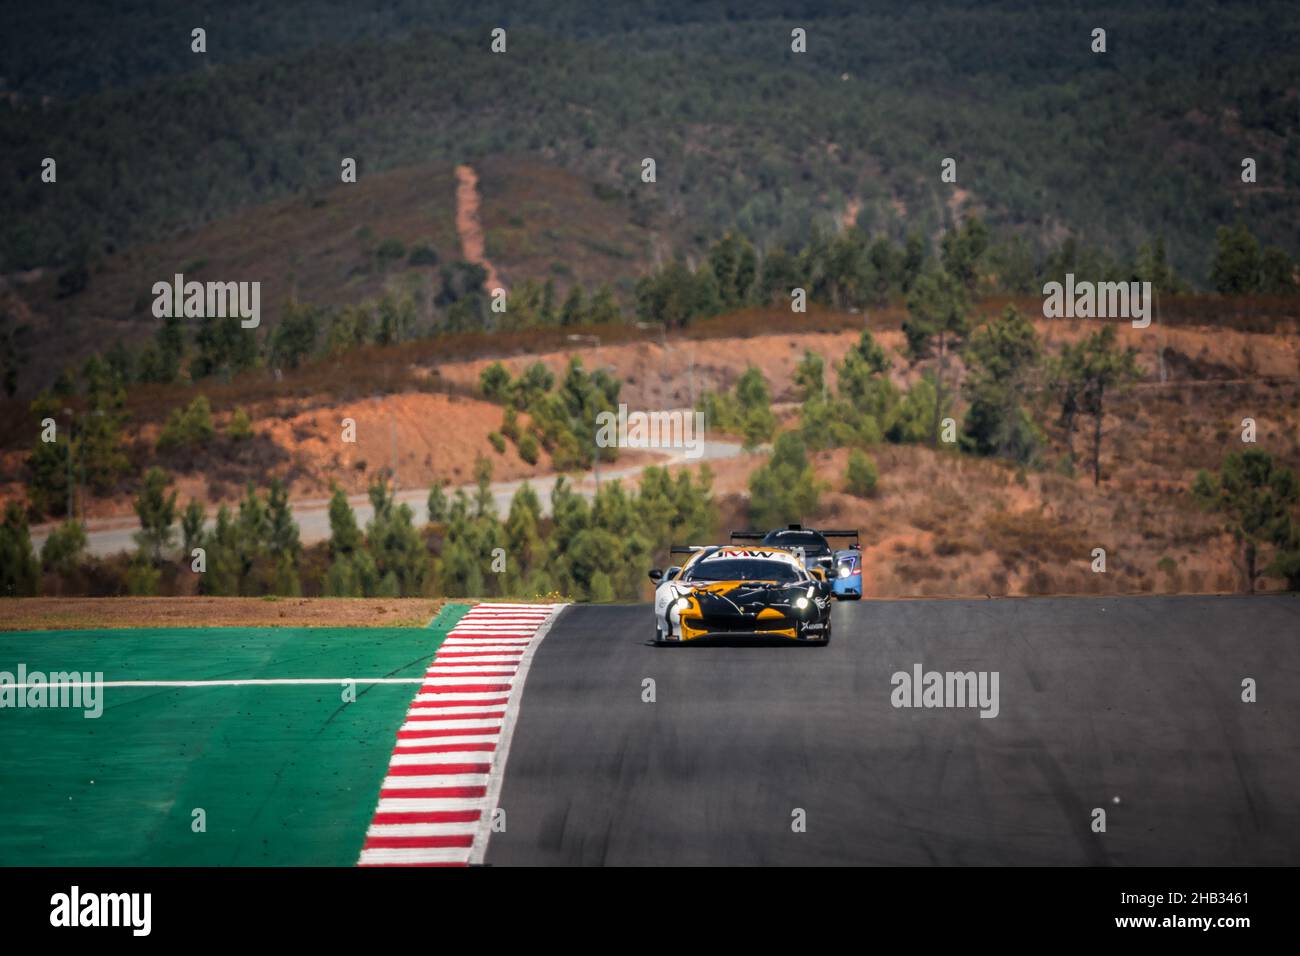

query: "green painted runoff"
xmin=0 ymin=604 xmax=467 ymax=865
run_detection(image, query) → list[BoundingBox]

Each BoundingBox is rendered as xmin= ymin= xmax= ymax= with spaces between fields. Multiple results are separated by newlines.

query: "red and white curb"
xmin=357 ymin=602 xmax=564 ymax=867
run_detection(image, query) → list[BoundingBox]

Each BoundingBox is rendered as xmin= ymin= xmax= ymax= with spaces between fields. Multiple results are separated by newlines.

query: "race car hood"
xmin=674 ymin=580 xmax=811 ymax=616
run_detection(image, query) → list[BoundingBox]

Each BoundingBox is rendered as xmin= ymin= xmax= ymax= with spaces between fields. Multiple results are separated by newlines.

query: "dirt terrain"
xmin=635 ymin=318 xmax=1300 ymax=598
xmin=2 ymin=391 xmax=558 ymax=521
xmin=677 ymin=439 xmax=1255 ymax=598
xmin=0 ymin=597 xmax=444 ymax=631
xmin=5 ymin=302 xmax=1297 ymax=599
xmin=0 ymin=156 xmax=664 ymax=400
xmin=455 ymin=164 xmax=505 ymax=293
xmin=203 ymin=391 xmax=552 ymax=502
xmin=7 ymin=314 xmax=1297 ymax=528
xmin=433 ymin=318 xmax=1300 ymax=409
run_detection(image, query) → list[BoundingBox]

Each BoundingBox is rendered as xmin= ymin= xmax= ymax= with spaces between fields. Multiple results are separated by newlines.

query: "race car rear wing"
xmin=669 ymin=545 xmax=708 ymax=555
xmin=820 ymin=529 xmax=861 ymax=548
xmin=730 ymin=526 xmax=861 ymax=547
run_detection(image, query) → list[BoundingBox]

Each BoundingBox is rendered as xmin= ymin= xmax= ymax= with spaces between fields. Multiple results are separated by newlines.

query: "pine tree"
xmin=1210 ymin=224 xmax=1261 ymax=295
xmin=201 ymin=506 xmax=242 ymax=596
xmin=133 ymin=467 xmax=178 ymax=565
xmin=366 ymin=475 xmax=430 ymax=596
xmin=79 ymin=356 xmax=130 ymax=494
xmin=269 ymin=301 xmax=320 ymax=369
xmin=961 ymin=307 xmax=1043 ymax=464
xmin=587 ymin=284 xmax=622 ymax=324
xmin=234 ymin=483 xmax=269 ymax=594
xmin=903 ymin=270 xmax=970 ymax=446
xmin=559 ymin=285 xmax=585 ymax=326
xmin=266 ymin=478 xmax=301 ymax=595
xmin=793 ymin=351 xmax=826 ymax=403
xmin=324 ymin=486 xmax=375 ymax=597
xmin=1058 ymin=326 xmax=1141 ymax=485
xmin=504 ymin=482 xmax=543 ymax=589
xmin=0 ymin=502 xmax=41 ymax=596
xmin=1193 ymin=451 xmax=1299 ymax=593
xmin=939 ymin=216 xmax=989 ymax=291
xmin=427 ymin=479 xmax=448 ymax=524
xmin=181 ymin=499 xmax=206 ymax=556
xmin=41 ymin=519 xmax=87 ymax=576
xmin=473 ymin=455 xmax=496 ymax=519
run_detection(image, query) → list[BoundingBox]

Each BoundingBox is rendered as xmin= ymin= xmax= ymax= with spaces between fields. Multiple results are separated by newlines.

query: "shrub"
xmin=408 ymin=242 xmax=439 ymax=266
xmin=56 ymin=261 xmax=89 ymax=298
xmin=480 ymin=361 xmax=511 ymax=401
xmin=518 ymin=431 xmax=540 ymax=465
xmin=268 ymin=302 xmax=320 ymax=370
xmin=376 ymin=238 xmax=407 ymax=266
xmin=701 ymin=367 xmax=775 ymax=449
xmin=227 ymin=408 xmax=253 ymax=441
xmin=41 ymin=520 xmax=86 ymax=574
xmin=845 ymin=450 xmax=879 ymax=497
xmin=749 ymin=432 xmax=821 ymax=527
xmin=501 ymin=407 xmax=520 ymax=442
xmin=887 ymin=375 xmax=945 ymax=444
xmin=588 ymin=570 xmax=615 ymax=603
xmin=741 ymin=404 xmax=777 ymax=450
xmin=158 ymin=395 xmax=215 ymax=452
xmin=126 ymin=561 xmax=160 ymax=596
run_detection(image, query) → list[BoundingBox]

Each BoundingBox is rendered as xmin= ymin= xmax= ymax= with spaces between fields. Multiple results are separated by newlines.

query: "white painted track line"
xmin=2 ymin=678 xmax=423 ymax=689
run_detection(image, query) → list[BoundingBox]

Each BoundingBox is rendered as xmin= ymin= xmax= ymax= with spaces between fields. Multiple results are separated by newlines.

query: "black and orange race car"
xmin=648 ymin=545 xmax=833 ymax=645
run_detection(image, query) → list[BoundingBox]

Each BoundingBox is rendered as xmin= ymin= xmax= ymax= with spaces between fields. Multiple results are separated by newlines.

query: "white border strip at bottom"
xmin=468 ymin=604 xmax=566 ymax=865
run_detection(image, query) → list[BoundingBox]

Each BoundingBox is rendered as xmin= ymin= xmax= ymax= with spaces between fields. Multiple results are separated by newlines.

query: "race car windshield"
xmin=685 ymin=559 xmax=803 ymax=583
xmin=763 ymin=533 xmax=830 ymax=556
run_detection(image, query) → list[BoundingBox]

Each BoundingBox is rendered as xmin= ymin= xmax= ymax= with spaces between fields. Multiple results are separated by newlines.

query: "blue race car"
xmin=832 ymin=546 xmax=863 ymax=600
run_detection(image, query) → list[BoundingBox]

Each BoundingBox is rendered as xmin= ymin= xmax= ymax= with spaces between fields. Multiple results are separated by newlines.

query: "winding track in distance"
xmin=487 ymin=595 xmax=1300 ymax=866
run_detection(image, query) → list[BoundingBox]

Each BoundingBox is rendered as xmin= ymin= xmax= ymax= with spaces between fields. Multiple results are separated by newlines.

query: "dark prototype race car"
xmin=649 ymin=545 xmax=833 ymax=645
xmin=730 ymin=525 xmax=860 ymax=595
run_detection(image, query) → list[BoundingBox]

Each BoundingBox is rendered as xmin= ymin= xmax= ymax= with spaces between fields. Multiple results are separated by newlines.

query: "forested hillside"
xmin=4 ymin=0 xmax=1298 ymax=282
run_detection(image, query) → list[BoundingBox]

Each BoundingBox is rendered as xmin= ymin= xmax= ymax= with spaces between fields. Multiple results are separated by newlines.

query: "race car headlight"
xmin=676 ymin=597 xmax=692 ymax=611
xmin=795 ymin=596 xmax=809 ymax=610
xmin=838 ymin=565 xmax=851 ymax=578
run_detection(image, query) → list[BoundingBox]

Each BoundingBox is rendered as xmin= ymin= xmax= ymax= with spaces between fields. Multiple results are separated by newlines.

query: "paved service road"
xmin=487 ymin=595 xmax=1300 ymax=865
xmin=31 ymin=439 xmax=746 ymax=558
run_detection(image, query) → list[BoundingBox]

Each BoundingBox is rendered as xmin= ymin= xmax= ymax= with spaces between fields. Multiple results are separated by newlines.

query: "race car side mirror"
xmin=648 ymin=569 xmax=663 ymax=582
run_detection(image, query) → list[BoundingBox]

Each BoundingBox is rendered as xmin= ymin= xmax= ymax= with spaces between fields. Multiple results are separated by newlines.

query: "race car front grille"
xmin=693 ymin=615 xmax=795 ymax=633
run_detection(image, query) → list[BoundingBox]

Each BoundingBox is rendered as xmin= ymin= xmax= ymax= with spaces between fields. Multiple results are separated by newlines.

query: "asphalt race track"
xmin=487 ymin=595 xmax=1300 ymax=865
